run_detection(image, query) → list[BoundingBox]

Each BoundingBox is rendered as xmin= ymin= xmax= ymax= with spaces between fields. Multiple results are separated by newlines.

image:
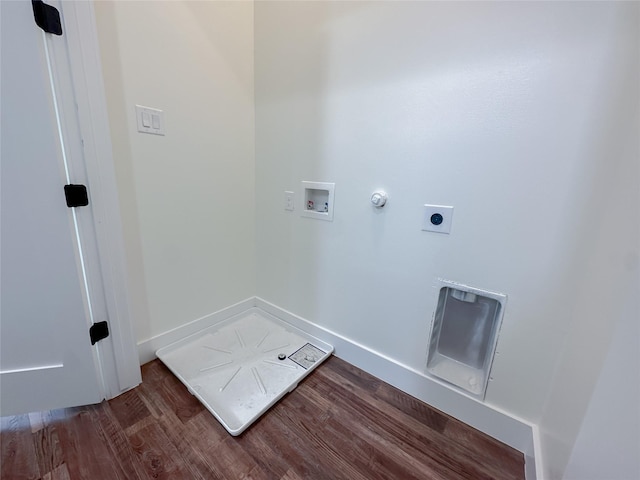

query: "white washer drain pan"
xmin=156 ymin=310 xmax=333 ymax=436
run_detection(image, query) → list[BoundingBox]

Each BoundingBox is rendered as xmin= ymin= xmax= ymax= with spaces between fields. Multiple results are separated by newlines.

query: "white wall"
xmin=537 ymin=3 xmax=640 ymax=475
xmin=255 ymin=1 xmax=638 ymax=474
xmin=94 ymin=1 xmax=255 ymax=343
xmin=563 ymin=287 xmax=640 ymax=480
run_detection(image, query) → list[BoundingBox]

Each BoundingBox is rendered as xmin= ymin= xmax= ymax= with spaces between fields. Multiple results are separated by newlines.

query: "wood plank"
xmin=107 ymin=388 xmax=151 ymax=431
xmin=233 ymin=423 xmax=290 ymax=478
xmin=87 ymin=402 xmax=148 ymax=480
xmin=32 ymin=413 xmax=65 ymax=478
xmin=323 ymin=354 xmax=384 ymax=393
xmin=278 ymin=402 xmax=417 ymax=480
xmin=155 ymin=409 xmax=227 ymax=479
xmin=137 ymin=363 xmax=204 ymax=425
xmin=127 ymin=422 xmax=192 ymax=479
xmin=443 ymin=417 xmax=524 ymax=479
xmin=374 ymin=380 xmax=449 ymax=434
xmin=48 ymin=406 xmax=127 ymax=480
xmin=280 ymin=468 xmax=304 ymax=480
xmin=0 ymin=414 xmax=41 ymax=480
xmin=42 ymin=463 xmax=71 ymax=480
xmin=266 ymin=396 xmax=373 ymax=480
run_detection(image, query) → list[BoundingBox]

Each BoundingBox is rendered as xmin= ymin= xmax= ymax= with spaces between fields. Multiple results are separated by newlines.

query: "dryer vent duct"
xmin=426 ymin=281 xmax=506 ymax=398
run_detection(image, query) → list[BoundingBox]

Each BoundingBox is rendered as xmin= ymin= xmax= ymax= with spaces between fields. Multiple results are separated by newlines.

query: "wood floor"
xmin=1 ymin=356 xmax=524 ymax=480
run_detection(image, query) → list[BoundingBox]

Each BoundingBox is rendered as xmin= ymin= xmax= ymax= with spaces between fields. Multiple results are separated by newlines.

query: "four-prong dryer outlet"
xmin=422 ymin=205 xmax=454 ymax=234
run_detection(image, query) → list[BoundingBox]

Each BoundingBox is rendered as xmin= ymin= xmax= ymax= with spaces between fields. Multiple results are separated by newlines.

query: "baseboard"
xmin=136 ymin=297 xmax=256 ymax=364
xmin=526 ymin=425 xmax=544 ymax=480
xmin=137 ymin=295 xmax=540 ymax=477
xmin=254 ymin=297 xmax=537 ymax=463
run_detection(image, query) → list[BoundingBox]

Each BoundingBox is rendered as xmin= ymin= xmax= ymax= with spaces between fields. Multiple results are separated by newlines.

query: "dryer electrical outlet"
xmin=422 ymin=205 xmax=454 ymax=234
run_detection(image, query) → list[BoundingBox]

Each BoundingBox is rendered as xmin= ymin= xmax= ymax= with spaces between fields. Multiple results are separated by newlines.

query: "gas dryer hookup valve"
xmin=370 ymin=191 xmax=388 ymax=208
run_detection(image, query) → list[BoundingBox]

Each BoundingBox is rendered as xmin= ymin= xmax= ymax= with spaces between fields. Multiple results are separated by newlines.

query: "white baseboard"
xmin=137 ymin=295 xmax=539 ymax=477
xmin=136 ymin=297 xmax=256 ymax=364
xmin=526 ymin=425 xmax=544 ymax=480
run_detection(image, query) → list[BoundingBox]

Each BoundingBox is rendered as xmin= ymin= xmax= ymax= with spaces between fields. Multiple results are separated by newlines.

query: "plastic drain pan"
xmin=156 ymin=309 xmax=333 ymax=435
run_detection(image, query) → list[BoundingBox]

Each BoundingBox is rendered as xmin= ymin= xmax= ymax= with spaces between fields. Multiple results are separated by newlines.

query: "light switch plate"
xmin=136 ymin=105 xmax=165 ymax=136
xmin=284 ymin=191 xmax=294 ymax=211
xmin=422 ymin=204 xmax=454 ymax=234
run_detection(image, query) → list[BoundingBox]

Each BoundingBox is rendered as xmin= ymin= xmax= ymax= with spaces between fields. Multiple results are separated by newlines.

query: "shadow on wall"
xmin=254 ymin=1 xmax=334 ymax=323
xmin=95 ymin=1 xmax=257 ymax=342
xmin=93 ymin=0 xmax=152 ymax=343
xmin=536 ymin=3 xmax=640 ymax=474
xmin=184 ymin=1 xmax=253 ymax=97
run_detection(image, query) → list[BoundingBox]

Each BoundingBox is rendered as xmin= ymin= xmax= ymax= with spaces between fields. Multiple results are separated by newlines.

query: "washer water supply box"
xmin=156 ymin=310 xmax=333 ymax=436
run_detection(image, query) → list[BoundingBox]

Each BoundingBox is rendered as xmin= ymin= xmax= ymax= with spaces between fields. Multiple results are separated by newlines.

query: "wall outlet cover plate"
xmin=422 ymin=204 xmax=454 ymax=234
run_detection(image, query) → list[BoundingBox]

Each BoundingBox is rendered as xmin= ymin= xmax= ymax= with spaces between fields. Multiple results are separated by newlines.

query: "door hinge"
xmin=90 ymin=321 xmax=109 ymax=345
xmin=32 ymin=1 xmax=62 ymax=35
xmin=64 ymin=184 xmax=89 ymax=208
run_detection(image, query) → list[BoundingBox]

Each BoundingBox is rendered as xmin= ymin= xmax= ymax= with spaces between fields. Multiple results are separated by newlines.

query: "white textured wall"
xmin=255 ymin=2 xmax=638 ymax=475
xmin=537 ymin=3 xmax=640 ymax=476
xmin=95 ymin=1 xmax=255 ymax=342
xmin=562 ymin=288 xmax=640 ymax=480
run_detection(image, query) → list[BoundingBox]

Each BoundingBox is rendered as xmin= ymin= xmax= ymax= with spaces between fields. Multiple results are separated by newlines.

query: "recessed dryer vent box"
xmin=426 ymin=280 xmax=506 ymax=399
xmin=301 ymin=181 xmax=335 ymax=221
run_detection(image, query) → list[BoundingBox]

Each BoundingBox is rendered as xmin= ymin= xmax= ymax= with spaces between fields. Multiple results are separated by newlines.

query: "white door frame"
xmin=48 ymin=0 xmax=141 ymax=398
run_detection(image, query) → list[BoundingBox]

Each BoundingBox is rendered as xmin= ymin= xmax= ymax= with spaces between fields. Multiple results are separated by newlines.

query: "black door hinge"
xmin=64 ymin=184 xmax=89 ymax=208
xmin=90 ymin=321 xmax=109 ymax=345
xmin=32 ymin=1 xmax=62 ymax=35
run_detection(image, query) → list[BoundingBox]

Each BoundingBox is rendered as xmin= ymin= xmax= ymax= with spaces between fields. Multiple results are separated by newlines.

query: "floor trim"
xmin=136 ymin=297 xmax=257 ymax=364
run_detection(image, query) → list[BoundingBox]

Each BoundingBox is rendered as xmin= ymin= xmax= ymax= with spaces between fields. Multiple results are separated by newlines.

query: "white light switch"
xmin=141 ymin=111 xmax=151 ymax=128
xmin=284 ymin=191 xmax=294 ymax=211
xmin=136 ymin=105 xmax=165 ymax=136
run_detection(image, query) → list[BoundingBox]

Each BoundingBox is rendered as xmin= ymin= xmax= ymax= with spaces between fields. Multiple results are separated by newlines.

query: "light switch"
xmin=135 ymin=105 xmax=165 ymax=136
xmin=141 ymin=111 xmax=151 ymax=128
xmin=284 ymin=191 xmax=294 ymax=211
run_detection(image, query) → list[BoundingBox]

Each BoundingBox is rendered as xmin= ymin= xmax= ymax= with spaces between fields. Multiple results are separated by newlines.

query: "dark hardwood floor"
xmin=1 ymin=356 xmax=524 ymax=479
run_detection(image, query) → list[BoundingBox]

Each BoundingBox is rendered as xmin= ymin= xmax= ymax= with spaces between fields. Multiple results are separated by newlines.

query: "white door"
xmin=0 ymin=0 xmax=104 ymax=415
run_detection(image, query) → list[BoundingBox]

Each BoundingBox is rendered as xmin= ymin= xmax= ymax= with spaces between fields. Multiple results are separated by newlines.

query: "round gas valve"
xmin=370 ymin=191 xmax=388 ymax=208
